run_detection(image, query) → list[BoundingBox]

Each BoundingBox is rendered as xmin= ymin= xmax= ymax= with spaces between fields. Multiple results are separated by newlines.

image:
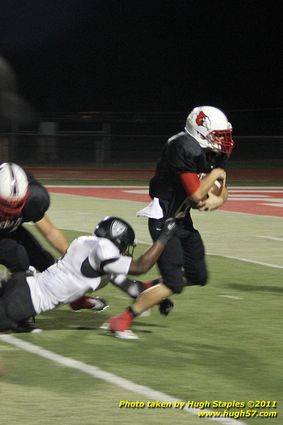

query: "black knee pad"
xmin=184 ymin=269 xmax=208 ymax=286
xmin=171 ymin=285 xmax=185 ymax=294
xmin=162 ymin=279 xmax=185 ymax=294
xmin=0 ymin=301 xmax=18 ymax=331
xmin=15 ymin=245 xmax=30 ymax=271
xmin=3 ymin=273 xmax=36 ymax=323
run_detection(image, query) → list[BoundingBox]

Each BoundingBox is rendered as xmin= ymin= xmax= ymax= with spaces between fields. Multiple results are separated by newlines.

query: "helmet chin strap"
xmin=209 ymin=140 xmax=222 ymax=152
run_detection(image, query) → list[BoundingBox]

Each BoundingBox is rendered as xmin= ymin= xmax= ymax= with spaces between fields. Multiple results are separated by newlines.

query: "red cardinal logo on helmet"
xmin=195 ymin=111 xmax=209 ymax=127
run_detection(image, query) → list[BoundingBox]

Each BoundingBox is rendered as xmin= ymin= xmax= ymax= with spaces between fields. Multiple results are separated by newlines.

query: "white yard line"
xmin=218 ymin=295 xmax=242 ymax=300
xmin=0 ymin=334 xmax=246 ymax=425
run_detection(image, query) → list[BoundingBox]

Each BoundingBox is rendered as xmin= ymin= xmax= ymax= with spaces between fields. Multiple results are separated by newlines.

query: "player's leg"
xmin=9 ymin=226 xmax=55 ymax=271
xmin=181 ymin=228 xmax=208 ymax=286
xmin=109 ymin=276 xmax=172 ymax=317
xmin=103 ymin=219 xmax=184 ymax=338
xmin=0 ymin=272 xmax=37 ymax=332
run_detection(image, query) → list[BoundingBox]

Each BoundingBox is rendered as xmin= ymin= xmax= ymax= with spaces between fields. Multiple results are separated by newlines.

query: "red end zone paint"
xmin=47 ymin=186 xmax=283 ymax=218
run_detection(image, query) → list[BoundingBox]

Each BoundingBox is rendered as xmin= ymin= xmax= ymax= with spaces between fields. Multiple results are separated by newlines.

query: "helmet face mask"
xmin=94 ymin=216 xmax=136 ymax=255
xmin=185 ymin=106 xmax=234 ymax=156
xmin=0 ymin=195 xmax=29 ymax=217
xmin=0 ymin=163 xmax=29 ymax=218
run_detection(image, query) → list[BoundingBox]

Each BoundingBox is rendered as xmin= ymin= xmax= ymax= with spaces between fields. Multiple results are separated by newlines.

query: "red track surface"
xmin=47 ymin=186 xmax=283 ymax=218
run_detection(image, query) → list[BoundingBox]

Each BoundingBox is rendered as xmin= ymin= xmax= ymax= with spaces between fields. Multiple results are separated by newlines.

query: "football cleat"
xmin=101 ymin=322 xmax=139 ymax=340
xmin=113 ymin=330 xmax=139 ymax=340
xmin=14 ymin=317 xmax=42 ymax=333
xmin=70 ymin=296 xmax=109 ymax=312
xmin=101 ymin=310 xmax=138 ymax=339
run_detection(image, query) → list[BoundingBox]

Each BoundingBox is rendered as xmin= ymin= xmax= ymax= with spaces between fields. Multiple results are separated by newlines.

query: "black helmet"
xmin=94 ymin=216 xmax=136 ymax=255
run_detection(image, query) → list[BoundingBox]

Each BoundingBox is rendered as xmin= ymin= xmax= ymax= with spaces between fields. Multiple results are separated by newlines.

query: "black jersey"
xmin=149 ymin=131 xmax=228 ymax=217
xmin=0 ymin=172 xmax=50 ymax=234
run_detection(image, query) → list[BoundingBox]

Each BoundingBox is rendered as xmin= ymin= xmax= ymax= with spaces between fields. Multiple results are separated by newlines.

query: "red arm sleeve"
xmin=180 ymin=172 xmax=200 ymax=196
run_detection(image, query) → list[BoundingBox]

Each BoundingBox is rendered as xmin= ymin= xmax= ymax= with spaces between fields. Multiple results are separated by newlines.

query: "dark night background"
xmin=0 ymin=0 xmax=282 ymax=113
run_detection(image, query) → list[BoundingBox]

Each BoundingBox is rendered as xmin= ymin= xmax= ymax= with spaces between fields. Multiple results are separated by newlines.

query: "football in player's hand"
xmin=199 ymin=173 xmax=224 ymax=197
xmin=209 ymin=179 xmax=224 ymax=196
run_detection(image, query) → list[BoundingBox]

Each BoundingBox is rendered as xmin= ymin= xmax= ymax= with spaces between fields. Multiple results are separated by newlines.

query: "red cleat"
xmin=70 ymin=296 xmax=108 ymax=312
xmin=101 ymin=310 xmax=138 ymax=339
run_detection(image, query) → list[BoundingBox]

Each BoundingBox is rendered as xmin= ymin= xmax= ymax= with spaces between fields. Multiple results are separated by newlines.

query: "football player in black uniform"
xmin=0 ymin=162 xmax=68 ymax=273
xmin=0 ymin=162 xmax=108 ymax=322
xmin=103 ymin=106 xmax=235 ymax=339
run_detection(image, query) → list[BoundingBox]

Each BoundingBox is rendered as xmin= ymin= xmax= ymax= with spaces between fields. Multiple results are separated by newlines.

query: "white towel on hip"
xmin=136 ymin=197 xmax=164 ymax=219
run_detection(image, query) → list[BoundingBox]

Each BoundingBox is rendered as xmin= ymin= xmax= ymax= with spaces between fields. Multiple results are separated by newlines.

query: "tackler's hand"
xmin=159 ymin=298 xmax=174 ymax=316
xmin=158 ymin=218 xmax=178 ymax=245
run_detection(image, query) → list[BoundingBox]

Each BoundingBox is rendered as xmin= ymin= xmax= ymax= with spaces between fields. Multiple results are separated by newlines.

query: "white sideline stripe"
xmin=228 ymin=195 xmax=269 ymax=198
xmin=257 ymin=236 xmax=283 ymax=242
xmin=262 ymin=202 xmax=283 ymax=208
xmin=0 ymin=335 xmax=246 ymax=425
xmin=138 ymin=239 xmax=283 ymax=269
xmin=228 ymin=187 xmax=283 ymax=191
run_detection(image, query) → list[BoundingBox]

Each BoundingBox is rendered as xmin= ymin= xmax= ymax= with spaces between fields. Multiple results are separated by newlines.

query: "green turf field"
xmin=0 ymin=187 xmax=282 ymax=425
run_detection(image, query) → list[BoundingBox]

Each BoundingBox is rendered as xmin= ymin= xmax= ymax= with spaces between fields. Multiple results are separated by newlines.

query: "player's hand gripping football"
xmin=158 ymin=218 xmax=178 ymax=245
xmin=197 ymin=169 xmax=227 ymax=211
xmin=197 ymin=192 xmax=224 ymax=211
xmin=213 ymin=168 xmax=226 ymax=185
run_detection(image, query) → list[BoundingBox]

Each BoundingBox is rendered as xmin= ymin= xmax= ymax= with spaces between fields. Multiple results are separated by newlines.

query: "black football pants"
xmin=0 ymin=272 xmax=36 ymax=331
xmin=148 ymin=216 xmax=208 ymax=293
xmin=0 ymin=226 xmax=55 ymax=272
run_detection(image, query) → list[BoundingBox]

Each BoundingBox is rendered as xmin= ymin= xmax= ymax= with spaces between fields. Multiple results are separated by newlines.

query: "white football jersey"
xmin=26 ymin=235 xmax=132 ymax=314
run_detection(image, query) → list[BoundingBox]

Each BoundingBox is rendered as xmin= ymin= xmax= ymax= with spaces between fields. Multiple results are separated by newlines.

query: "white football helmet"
xmin=0 ymin=162 xmax=29 ymax=217
xmin=185 ymin=106 xmax=234 ymax=155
